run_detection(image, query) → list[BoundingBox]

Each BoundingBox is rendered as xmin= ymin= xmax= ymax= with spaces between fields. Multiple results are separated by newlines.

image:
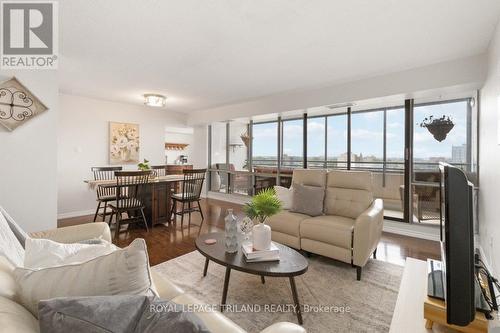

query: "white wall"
xmin=165 ymin=129 xmax=193 ymax=164
xmin=58 ymin=94 xmax=187 ymax=218
xmin=0 ymin=72 xmax=58 ymax=232
xmin=478 ymin=20 xmax=500 ymax=275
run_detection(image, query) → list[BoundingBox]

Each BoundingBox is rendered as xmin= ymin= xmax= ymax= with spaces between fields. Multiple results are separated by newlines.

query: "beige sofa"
xmin=267 ymin=169 xmax=383 ymax=280
xmin=0 ymin=219 xmax=304 ymax=333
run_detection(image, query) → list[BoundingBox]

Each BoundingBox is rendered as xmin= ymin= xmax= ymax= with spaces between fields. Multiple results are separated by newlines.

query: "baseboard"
xmin=382 ymin=220 xmax=440 ymax=241
xmin=57 ymin=209 xmax=95 ymax=220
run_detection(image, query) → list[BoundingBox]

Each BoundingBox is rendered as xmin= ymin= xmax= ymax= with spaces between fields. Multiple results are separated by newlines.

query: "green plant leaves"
xmin=243 ymin=187 xmax=282 ymax=223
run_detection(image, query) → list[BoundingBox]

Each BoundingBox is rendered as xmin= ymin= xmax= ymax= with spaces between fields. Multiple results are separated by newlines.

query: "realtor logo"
xmin=1 ymin=1 xmax=58 ymax=69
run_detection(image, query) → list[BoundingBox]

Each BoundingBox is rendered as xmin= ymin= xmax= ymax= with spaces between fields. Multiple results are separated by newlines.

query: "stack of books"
xmin=241 ymin=242 xmax=280 ymax=262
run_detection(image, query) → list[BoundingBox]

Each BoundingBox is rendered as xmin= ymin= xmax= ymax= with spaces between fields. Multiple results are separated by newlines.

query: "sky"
xmin=252 ymin=100 xmax=468 ymax=161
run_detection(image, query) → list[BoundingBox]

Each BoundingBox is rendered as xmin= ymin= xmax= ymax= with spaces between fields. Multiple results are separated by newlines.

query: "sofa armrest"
xmin=260 ymin=322 xmax=306 ymax=333
xmin=352 ymin=199 xmax=384 ymax=267
xmin=29 ymin=222 xmax=112 ymax=244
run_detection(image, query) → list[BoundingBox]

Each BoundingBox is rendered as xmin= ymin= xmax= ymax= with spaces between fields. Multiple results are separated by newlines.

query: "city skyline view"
xmin=252 ymin=100 xmax=469 ymax=168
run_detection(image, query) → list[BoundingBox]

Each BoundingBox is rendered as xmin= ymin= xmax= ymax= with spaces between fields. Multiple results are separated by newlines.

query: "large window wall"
xmin=208 ymin=95 xmax=478 ymax=225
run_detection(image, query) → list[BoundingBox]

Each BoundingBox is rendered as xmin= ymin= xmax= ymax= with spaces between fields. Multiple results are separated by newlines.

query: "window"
xmin=386 ymin=108 xmax=405 ymax=172
xmin=252 ymin=122 xmax=278 ymax=167
xmin=411 ymin=99 xmax=472 ymax=224
xmin=307 ymin=117 xmax=326 ymax=168
xmin=228 ymin=121 xmax=248 ymax=171
xmin=350 ymin=110 xmax=384 ymax=170
xmin=207 ymin=96 xmax=478 ymax=226
xmin=281 ymin=119 xmax=303 ymax=168
xmin=210 ymin=122 xmax=228 ymax=193
xmin=326 ymin=114 xmax=348 ymax=169
xmin=413 ymin=100 xmax=470 ymax=174
xmin=227 ymin=121 xmax=251 ymax=195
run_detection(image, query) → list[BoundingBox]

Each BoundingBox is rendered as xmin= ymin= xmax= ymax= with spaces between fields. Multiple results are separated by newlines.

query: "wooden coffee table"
xmin=195 ymin=232 xmax=309 ymax=324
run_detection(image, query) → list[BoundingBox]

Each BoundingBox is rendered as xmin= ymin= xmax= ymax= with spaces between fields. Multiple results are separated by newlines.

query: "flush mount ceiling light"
xmin=144 ymin=94 xmax=166 ymax=107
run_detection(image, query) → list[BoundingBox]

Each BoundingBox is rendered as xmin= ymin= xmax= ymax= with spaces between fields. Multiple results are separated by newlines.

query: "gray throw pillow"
xmin=291 ymin=183 xmax=325 ymax=216
xmin=38 ymin=295 xmax=210 ymax=333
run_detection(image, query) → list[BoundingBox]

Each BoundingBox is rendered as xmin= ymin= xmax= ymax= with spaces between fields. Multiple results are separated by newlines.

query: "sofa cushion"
xmin=291 ymin=169 xmax=327 ymax=187
xmin=24 ymin=237 xmax=116 ymax=269
xmin=324 ymin=187 xmax=373 ymax=219
xmin=291 ymin=183 xmax=324 ymax=217
xmin=266 ymin=210 xmax=309 ymax=237
xmin=325 ymin=170 xmax=373 ymax=219
xmin=326 ymin=170 xmax=372 ymax=190
xmin=274 ymin=185 xmax=293 ymax=210
xmin=0 ymin=296 xmax=39 ymax=333
xmin=14 ymin=238 xmax=157 ymax=316
xmin=300 ymin=215 xmax=354 ymax=249
xmin=0 ymin=257 xmax=19 ymax=300
xmin=0 ymin=209 xmax=24 ymax=267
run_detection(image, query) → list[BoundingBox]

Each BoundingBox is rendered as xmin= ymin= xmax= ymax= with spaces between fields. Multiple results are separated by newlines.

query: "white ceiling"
xmin=59 ymin=0 xmax=500 ymax=113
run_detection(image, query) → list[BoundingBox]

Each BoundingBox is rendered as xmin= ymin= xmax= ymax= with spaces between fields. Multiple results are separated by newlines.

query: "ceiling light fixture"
xmin=144 ymin=94 xmax=166 ymax=107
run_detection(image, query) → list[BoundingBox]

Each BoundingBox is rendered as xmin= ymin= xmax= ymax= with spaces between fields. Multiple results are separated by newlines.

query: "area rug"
xmin=152 ymin=251 xmax=403 ymax=333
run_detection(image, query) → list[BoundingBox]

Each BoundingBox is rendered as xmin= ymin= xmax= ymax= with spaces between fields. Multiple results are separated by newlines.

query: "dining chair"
xmin=108 ymin=170 xmax=151 ymax=241
xmin=91 ymin=166 xmax=123 ymax=222
xmin=151 ymin=165 xmax=168 ymax=177
xmin=170 ymin=168 xmax=206 ymax=228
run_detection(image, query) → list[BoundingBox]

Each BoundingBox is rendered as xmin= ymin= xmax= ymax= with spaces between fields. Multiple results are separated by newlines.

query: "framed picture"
xmin=109 ymin=122 xmax=140 ymax=164
xmin=0 ymin=77 xmax=48 ymax=131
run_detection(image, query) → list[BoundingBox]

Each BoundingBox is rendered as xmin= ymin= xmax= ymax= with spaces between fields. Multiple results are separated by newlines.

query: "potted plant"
xmin=243 ymin=188 xmax=282 ymax=250
xmin=419 ymin=115 xmax=454 ymax=142
xmin=137 ymin=159 xmax=156 ymax=178
xmin=137 ymin=159 xmax=151 ymax=171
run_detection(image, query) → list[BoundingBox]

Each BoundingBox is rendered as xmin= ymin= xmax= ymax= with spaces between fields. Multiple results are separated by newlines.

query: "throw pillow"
xmin=274 ymin=185 xmax=293 ymax=210
xmin=291 ymin=183 xmax=325 ymax=217
xmin=0 ymin=209 xmax=24 ymax=267
xmin=38 ymin=296 xmax=210 ymax=333
xmin=24 ymin=237 xmax=117 ymax=269
xmin=0 ymin=206 xmax=29 ymax=248
xmin=14 ymin=238 xmax=157 ymax=317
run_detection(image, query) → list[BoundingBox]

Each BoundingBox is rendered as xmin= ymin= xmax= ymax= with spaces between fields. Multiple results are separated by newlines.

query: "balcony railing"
xmin=252 ymin=158 xmax=470 ymax=173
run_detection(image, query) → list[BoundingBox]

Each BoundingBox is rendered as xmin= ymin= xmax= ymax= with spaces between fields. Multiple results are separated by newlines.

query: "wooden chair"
xmin=170 ymin=169 xmax=206 ymax=228
xmin=151 ymin=165 xmax=168 ymax=177
xmin=108 ymin=171 xmax=151 ymax=241
xmin=91 ymin=166 xmax=123 ymax=222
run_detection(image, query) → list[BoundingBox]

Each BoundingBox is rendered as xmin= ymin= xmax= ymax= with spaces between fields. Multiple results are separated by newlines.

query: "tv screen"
xmin=439 ymin=162 xmax=476 ymax=326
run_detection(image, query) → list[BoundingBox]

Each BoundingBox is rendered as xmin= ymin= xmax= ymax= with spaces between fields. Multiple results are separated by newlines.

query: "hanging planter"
xmin=419 ymin=115 xmax=454 ymax=142
xmin=240 ymin=130 xmax=250 ymax=147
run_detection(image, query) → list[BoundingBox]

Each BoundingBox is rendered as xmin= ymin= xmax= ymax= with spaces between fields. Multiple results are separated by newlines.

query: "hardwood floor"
xmin=58 ymin=198 xmax=440 ymax=267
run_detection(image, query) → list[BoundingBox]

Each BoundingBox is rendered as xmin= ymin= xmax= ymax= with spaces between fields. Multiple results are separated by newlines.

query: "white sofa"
xmin=0 ymin=212 xmax=305 ymax=333
xmin=267 ymin=169 xmax=384 ymax=280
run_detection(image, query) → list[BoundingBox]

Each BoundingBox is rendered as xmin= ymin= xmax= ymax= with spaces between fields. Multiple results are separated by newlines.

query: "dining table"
xmin=84 ymin=174 xmax=184 ymax=226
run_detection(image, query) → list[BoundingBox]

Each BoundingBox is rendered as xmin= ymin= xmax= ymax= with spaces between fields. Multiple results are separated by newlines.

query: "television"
xmin=438 ymin=162 xmax=476 ymax=326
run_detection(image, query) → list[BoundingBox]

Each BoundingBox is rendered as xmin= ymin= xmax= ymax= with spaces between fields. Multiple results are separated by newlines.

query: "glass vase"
xmin=224 ymin=209 xmax=238 ymax=253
